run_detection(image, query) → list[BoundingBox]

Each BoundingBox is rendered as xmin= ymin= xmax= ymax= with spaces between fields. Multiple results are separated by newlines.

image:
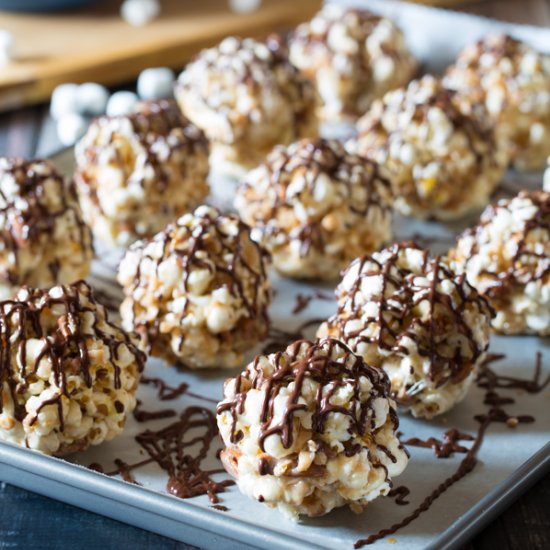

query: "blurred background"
xmin=0 ymin=0 xmax=547 ymax=157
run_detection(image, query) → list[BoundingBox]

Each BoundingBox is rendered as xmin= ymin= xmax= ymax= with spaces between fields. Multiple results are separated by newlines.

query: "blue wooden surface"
xmin=0 ymin=482 xmax=198 ymax=549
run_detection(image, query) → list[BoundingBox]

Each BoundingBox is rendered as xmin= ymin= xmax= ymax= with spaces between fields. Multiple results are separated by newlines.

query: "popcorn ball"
xmin=175 ymin=36 xmax=318 ymax=177
xmin=235 ymin=138 xmax=393 ymax=280
xmin=350 ymin=76 xmax=507 ymax=220
xmin=318 ymin=242 xmax=493 ymax=419
xmin=0 ymin=158 xmax=93 ymax=300
xmin=117 ymin=205 xmax=271 ymax=369
xmin=75 ymin=99 xmax=209 ymax=247
xmin=0 ymin=281 xmax=144 ymax=456
xmin=450 ymin=191 xmax=550 ymax=335
xmin=289 ymin=6 xmax=417 ymax=122
xmin=444 ymin=34 xmax=550 ymax=171
xmin=216 ymin=338 xmax=408 ymax=518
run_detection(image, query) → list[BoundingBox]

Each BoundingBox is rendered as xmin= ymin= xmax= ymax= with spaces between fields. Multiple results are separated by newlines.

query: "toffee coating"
xmin=0 ymin=157 xmax=93 ymax=299
xmin=0 ymin=281 xmax=144 ymax=455
xmin=450 ymin=190 xmax=550 ymax=335
xmin=217 ymin=337 xmax=408 ymax=518
xmin=349 ymin=76 xmax=507 ymax=220
xmin=235 ymin=138 xmax=393 ymax=280
xmin=118 ymin=205 xmax=271 ymax=369
xmin=75 ymin=99 xmax=209 ymax=247
xmin=318 ymin=242 xmax=493 ymax=419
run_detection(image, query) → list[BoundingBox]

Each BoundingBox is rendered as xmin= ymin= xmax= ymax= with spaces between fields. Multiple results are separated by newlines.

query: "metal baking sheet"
xmin=1 ymin=2 xmax=550 ymax=549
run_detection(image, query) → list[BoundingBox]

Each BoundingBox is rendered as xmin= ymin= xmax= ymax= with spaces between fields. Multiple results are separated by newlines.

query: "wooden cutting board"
xmin=0 ymin=0 xmax=322 ymax=112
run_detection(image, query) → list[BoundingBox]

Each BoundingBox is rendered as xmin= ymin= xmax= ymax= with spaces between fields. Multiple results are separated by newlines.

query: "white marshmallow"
xmin=57 ymin=113 xmax=88 ymax=147
xmin=121 ymin=0 xmax=161 ymax=27
xmin=50 ymin=83 xmax=80 ymax=120
xmin=228 ymin=0 xmax=261 ymax=13
xmin=137 ymin=67 xmax=175 ymax=100
xmin=0 ymin=30 xmax=13 ymax=65
xmin=76 ymin=82 xmax=109 ymax=116
xmin=106 ymin=91 xmax=139 ymax=116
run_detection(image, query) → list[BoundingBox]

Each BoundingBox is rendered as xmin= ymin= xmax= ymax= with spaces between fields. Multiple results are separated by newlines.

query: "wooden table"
xmin=0 ymin=1 xmax=549 ymax=549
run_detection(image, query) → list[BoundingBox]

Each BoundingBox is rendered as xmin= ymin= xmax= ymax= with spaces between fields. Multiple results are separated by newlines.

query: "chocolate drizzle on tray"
xmin=137 ymin=406 xmax=232 ymax=502
xmin=133 ymin=399 xmax=176 ymax=423
xmin=141 ymin=375 xmax=218 ymax=405
xmin=92 ymin=404 xmax=232 ymax=504
xmin=88 ymin=373 xmax=231 ymax=505
xmin=387 ymin=486 xmax=411 ymax=506
xmin=400 ymin=429 xmax=474 ymax=459
xmin=292 ymin=290 xmax=333 ymax=314
xmin=354 ymin=352 xmax=548 ymax=547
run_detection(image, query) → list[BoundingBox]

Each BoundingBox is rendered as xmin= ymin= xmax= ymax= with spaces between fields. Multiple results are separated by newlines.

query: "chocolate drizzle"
xmin=122 ymin=207 xmax=271 ymax=363
xmin=0 ymin=158 xmax=92 ymax=286
xmin=238 ymin=138 xmax=392 ymax=258
xmin=326 ymin=242 xmax=493 ymax=390
xmin=292 ymin=290 xmax=333 ymax=314
xmin=141 ymin=376 xmax=218 ymax=405
xmin=211 ymin=504 xmax=229 ymax=512
xmin=217 ymin=338 xmax=397 ymax=460
xmin=92 ymin=404 xmax=233 ymax=504
xmin=400 ymin=429 xmax=474 ymax=459
xmin=133 ymin=399 xmax=176 ymax=423
xmin=0 ymin=281 xmax=145 ymax=428
xmin=387 ymin=485 xmax=410 ymax=506
xmin=354 ymin=352 xmax=547 ymax=547
xmin=136 ymin=406 xmax=233 ymax=502
xmin=114 ymin=458 xmax=140 ymax=485
xmin=453 ymin=191 xmax=550 ymax=300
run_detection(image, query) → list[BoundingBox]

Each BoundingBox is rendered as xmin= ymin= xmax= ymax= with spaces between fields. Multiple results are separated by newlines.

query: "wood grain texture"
xmin=0 ymin=0 xmax=321 ymax=112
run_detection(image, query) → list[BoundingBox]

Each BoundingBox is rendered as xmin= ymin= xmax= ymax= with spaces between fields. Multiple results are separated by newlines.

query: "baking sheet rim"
xmin=0 ymin=438 xmax=548 ymax=549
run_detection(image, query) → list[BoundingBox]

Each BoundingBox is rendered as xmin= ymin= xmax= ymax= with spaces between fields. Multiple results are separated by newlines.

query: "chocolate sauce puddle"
xmin=355 ymin=352 xmax=547 ymax=547
xmin=136 ymin=406 xmax=233 ymax=503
